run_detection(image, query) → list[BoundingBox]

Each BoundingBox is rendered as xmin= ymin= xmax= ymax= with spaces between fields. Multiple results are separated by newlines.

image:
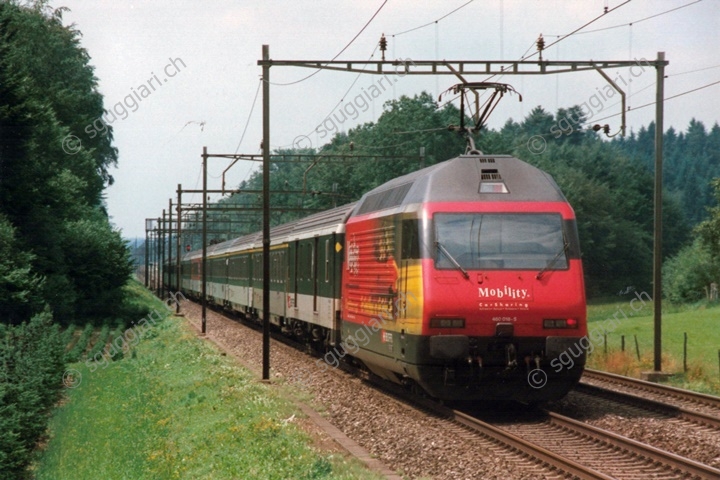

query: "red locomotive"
xmin=341 ymin=152 xmax=586 ymax=403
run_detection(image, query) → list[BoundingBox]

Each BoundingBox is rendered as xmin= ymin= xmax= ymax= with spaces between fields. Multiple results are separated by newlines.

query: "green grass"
xmin=586 ymin=293 xmax=720 ymax=395
xmin=34 ymin=281 xmax=379 ymax=480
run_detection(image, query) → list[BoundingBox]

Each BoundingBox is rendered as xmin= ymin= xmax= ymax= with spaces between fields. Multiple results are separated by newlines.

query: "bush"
xmin=663 ymin=240 xmax=720 ymax=303
xmin=0 ymin=215 xmax=44 ymax=324
xmin=64 ymin=323 xmax=93 ymax=363
xmin=59 ymin=324 xmax=76 ymax=350
xmin=85 ymin=324 xmax=111 ymax=361
xmin=0 ymin=311 xmax=65 ymax=479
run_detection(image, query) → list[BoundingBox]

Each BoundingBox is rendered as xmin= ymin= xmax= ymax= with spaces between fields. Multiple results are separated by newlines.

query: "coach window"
xmin=297 ymin=244 xmax=302 ymax=282
xmin=305 ymin=242 xmax=313 ymax=282
xmin=274 ymin=252 xmax=280 ymax=283
xmin=324 ymin=239 xmax=330 ymax=282
xmin=240 ymin=257 xmax=248 ymax=281
xmin=293 ymin=241 xmax=299 ymax=306
xmin=254 ymin=253 xmax=262 ymax=281
xmin=302 ymin=243 xmax=307 ymax=282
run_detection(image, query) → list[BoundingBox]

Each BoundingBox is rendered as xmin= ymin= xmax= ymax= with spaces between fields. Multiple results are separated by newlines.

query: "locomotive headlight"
xmin=543 ymin=318 xmax=579 ymax=329
xmin=429 ymin=318 xmax=465 ymax=329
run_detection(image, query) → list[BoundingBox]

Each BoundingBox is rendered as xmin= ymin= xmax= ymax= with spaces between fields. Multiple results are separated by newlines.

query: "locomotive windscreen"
xmin=434 ymin=213 xmax=568 ymax=270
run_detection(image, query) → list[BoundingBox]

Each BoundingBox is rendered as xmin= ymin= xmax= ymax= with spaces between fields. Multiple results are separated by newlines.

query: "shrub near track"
xmin=34 ymin=291 xmax=377 ymax=480
xmin=63 ymin=323 xmax=93 ymax=364
xmin=0 ymin=312 xmax=65 ymax=480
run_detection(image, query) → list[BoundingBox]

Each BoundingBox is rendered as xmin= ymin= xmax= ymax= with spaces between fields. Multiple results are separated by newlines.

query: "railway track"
xmin=581 ymin=368 xmax=720 ymax=422
xmin=360 ymin=374 xmax=596 ymax=479
xmin=369 ymin=373 xmax=720 ymax=479
xmin=551 ymin=368 xmax=720 ymax=472
xmin=572 ymin=381 xmax=720 ymax=431
xmin=474 ymin=408 xmax=720 ymax=479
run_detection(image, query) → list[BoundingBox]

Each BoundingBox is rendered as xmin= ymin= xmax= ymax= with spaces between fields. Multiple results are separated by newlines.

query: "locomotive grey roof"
xmin=353 ymin=154 xmax=567 ymax=217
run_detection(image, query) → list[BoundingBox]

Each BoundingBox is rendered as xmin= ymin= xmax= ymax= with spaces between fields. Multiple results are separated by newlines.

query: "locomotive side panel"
xmin=341 ymin=211 xmax=425 ymax=382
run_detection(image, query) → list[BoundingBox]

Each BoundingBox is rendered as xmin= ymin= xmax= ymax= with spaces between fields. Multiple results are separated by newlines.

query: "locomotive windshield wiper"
xmin=536 ymin=242 xmax=569 ymax=280
xmin=436 ymin=241 xmax=470 ymax=280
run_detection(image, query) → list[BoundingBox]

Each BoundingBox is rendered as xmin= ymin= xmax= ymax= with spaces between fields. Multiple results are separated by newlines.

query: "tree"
xmin=663 ymin=240 xmax=718 ymax=303
xmin=616 ymin=118 xmax=720 ymax=226
xmin=0 ymin=1 xmax=130 ymax=321
xmin=0 ymin=215 xmax=44 ymax=324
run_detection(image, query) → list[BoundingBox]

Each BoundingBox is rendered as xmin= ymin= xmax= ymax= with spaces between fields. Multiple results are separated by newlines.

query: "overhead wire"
xmin=277 ymin=0 xmax=480 ymax=145
xmin=448 ymin=0 xmax=708 ymax=135
xmin=349 ymin=126 xmax=449 ymax=150
xmin=574 ymin=62 xmax=720 ymax=127
xmin=278 ymin=0 xmax=627 ymax=152
xmin=502 ymin=75 xmax=719 ymax=154
xmin=390 ymin=0 xmax=476 ymax=37
xmin=583 ymin=78 xmax=720 ymax=126
xmin=436 ymin=2 xmax=633 ymax=123
xmin=319 ymin=45 xmax=381 ymax=125
xmin=545 ymin=0 xmax=703 ymax=37
xmin=232 ymin=81 xmax=264 ymax=190
xmin=270 ymin=44 xmax=381 ymax=150
xmin=274 ymin=1 xmax=708 ymax=155
xmin=235 ymin=79 xmax=262 ymax=155
xmin=527 ymin=1 xmax=709 ymax=139
xmin=269 ymin=0 xmax=388 ymax=86
xmin=669 ymin=64 xmax=720 ymax=78
xmin=507 ymin=76 xmax=720 ymax=153
xmin=434 ymin=39 xmax=534 ymax=111
xmin=521 ymin=0 xmax=633 ymax=61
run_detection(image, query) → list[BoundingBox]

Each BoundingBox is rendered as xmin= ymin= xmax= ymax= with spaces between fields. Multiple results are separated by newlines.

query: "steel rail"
xmin=574 ymin=382 xmax=720 ymax=430
xmin=452 ymin=410 xmax=614 ymax=480
xmin=582 ymin=368 xmax=720 ymax=411
xmin=543 ymin=410 xmax=720 ymax=479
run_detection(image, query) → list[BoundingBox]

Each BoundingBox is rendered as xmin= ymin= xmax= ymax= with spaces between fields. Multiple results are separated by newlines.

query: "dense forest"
xmin=0 ymin=1 xmax=132 ymax=323
xmin=0 ymin=2 xmax=133 ymax=476
xmin=192 ymin=92 xmax=719 ymax=298
xmin=616 ymin=120 xmax=720 ymax=226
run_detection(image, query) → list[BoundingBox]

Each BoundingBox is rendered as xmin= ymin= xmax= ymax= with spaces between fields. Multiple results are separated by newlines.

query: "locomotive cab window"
xmin=434 ymin=213 xmax=568 ymax=270
xmin=401 ymin=219 xmax=420 ymax=260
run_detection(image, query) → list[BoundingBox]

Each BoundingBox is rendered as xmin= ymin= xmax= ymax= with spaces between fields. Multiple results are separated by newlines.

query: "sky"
xmin=55 ymin=0 xmax=720 ymax=238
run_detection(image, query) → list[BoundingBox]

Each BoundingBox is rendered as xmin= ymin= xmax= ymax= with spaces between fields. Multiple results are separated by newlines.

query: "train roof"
xmin=183 ymin=202 xmax=356 ymax=260
xmin=181 ymin=154 xmax=566 ymax=261
xmin=352 ymin=154 xmax=567 ymax=217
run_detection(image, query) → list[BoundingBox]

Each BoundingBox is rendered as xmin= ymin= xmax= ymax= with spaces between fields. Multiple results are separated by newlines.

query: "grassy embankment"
xmin=586 ymin=292 xmax=720 ymax=395
xmin=34 ymin=280 xmax=378 ymax=480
